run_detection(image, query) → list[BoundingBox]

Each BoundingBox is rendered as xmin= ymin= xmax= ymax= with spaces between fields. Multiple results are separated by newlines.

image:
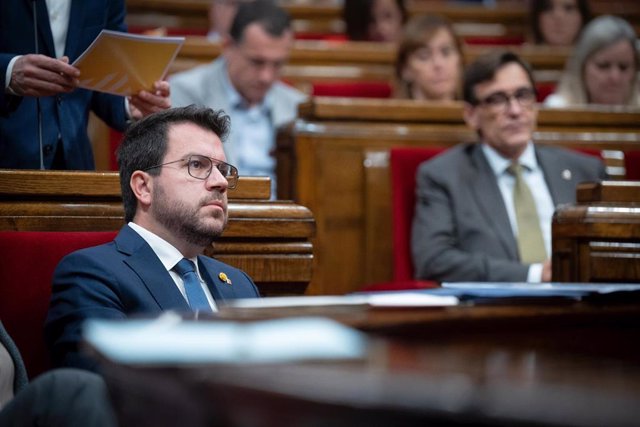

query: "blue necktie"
xmin=173 ymin=258 xmax=212 ymax=312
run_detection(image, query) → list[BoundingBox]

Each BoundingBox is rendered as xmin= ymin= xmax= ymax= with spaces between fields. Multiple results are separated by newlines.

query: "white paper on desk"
xmin=227 ymin=293 xmax=458 ymax=308
xmin=83 ymin=314 xmax=367 ymax=365
xmin=72 ymin=30 xmax=184 ymax=96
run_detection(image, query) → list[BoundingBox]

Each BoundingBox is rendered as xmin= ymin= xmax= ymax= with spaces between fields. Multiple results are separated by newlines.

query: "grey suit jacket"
xmin=0 ymin=321 xmax=28 ymax=395
xmin=169 ymin=57 xmax=307 ymax=167
xmin=411 ymin=143 xmax=607 ymax=282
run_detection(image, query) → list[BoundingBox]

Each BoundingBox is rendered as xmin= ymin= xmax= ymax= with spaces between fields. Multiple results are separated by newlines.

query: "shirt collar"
xmin=481 ymin=141 xmax=538 ymax=176
xmin=128 ymin=222 xmax=199 ymax=273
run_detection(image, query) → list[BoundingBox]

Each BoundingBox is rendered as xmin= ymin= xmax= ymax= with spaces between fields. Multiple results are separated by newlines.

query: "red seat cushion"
xmin=625 ymin=151 xmax=640 ymax=180
xmin=390 ymin=147 xmax=446 ymax=282
xmin=0 ymin=231 xmax=117 ymax=378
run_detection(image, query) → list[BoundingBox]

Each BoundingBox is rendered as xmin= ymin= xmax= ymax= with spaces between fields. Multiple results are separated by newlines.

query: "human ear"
xmin=463 ymin=102 xmax=480 ymax=130
xmin=130 ymin=170 xmax=153 ymax=208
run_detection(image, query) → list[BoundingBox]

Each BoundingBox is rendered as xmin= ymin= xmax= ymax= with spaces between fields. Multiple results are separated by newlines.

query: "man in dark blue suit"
xmin=45 ymin=105 xmax=261 ymax=371
xmin=0 ymin=0 xmax=170 ymax=170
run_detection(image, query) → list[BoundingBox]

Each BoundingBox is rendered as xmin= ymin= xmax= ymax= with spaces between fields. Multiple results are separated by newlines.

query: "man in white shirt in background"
xmin=171 ymin=0 xmax=307 ymax=198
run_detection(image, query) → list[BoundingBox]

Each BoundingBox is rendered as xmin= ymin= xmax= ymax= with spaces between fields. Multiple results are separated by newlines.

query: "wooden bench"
xmin=278 ymin=97 xmax=640 ymax=295
xmin=125 ymin=0 xmax=640 ymax=41
xmin=170 ymin=37 xmax=569 ymax=85
xmin=553 ymin=181 xmax=640 ymax=282
xmin=0 ymin=170 xmax=315 ymax=377
xmin=0 ymin=170 xmax=315 ymax=296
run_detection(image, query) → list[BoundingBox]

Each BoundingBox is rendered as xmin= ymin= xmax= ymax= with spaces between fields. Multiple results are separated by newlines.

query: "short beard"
xmin=152 ymin=184 xmax=227 ymax=248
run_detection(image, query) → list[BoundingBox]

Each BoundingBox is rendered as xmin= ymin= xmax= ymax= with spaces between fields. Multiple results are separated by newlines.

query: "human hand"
xmin=9 ymin=54 xmax=79 ymax=97
xmin=541 ymin=259 xmax=552 ymax=282
xmin=128 ymin=80 xmax=171 ymax=120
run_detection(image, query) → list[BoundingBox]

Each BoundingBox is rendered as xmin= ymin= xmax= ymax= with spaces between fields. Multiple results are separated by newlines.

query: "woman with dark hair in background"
xmin=344 ymin=0 xmax=407 ymax=42
xmin=530 ymin=0 xmax=591 ymax=46
xmin=394 ymin=14 xmax=463 ymax=101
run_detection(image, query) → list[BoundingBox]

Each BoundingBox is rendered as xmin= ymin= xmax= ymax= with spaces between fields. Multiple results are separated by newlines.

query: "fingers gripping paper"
xmin=72 ymin=30 xmax=184 ymax=96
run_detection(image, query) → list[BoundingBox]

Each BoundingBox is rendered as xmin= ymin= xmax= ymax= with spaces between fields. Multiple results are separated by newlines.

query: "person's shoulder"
xmin=419 ymin=143 xmax=472 ymax=171
xmin=272 ymin=80 xmax=308 ymax=103
xmin=170 ymin=59 xmax=222 ymax=84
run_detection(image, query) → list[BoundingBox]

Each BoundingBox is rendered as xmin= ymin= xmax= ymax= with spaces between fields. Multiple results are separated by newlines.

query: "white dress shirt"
xmin=481 ymin=143 xmax=555 ymax=282
xmin=128 ymin=222 xmax=218 ymax=311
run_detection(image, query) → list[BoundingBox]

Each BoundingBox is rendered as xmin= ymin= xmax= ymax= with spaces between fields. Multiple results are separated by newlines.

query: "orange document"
xmin=72 ymin=30 xmax=184 ymax=96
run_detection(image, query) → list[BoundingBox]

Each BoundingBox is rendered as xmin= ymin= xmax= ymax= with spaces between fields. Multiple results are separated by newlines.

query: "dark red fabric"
xmin=390 ymin=147 xmax=446 ymax=282
xmin=463 ymin=35 xmax=525 ymax=46
xmin=109 ymin=129 xmax=124 ymax=170
xmin=625 ymin=151 xmax=640 ymax=180
xmin=311 ymin=81 xmax=393 ymax=98
xmin=535 ymin=81 xmax=556 ymax=102
xmin=0 ymin=231 xmax=117 ymax=378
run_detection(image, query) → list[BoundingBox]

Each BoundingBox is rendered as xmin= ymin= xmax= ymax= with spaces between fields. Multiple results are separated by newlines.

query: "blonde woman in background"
xmin=545 ymin=15 xmax=640 ymax=107
xmin=394 ymin=14 xmax=463 ymax=101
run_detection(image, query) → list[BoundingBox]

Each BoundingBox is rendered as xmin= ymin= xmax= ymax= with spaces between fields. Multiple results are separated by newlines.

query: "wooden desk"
xmin=0 ymin=170 xmax=316 ymax=295
xmin=281 ymin=98 xmax=640 ymax=295
xmin=97 ymin=298 xmax=640 ymax=427
xmin=553 ymin=181 xmax=640 ymax=283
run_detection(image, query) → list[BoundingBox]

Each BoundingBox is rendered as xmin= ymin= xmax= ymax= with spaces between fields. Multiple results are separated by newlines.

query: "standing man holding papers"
xmin=0 ymin=0 xmax=171 ymax=170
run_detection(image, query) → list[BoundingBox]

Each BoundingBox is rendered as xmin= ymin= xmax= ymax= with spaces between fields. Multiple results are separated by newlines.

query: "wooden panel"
xmin=0 ymin=170 xmax=315 ymax=295
xmin=282 ymin=98 xmax=640 ymax=295
xmin=553 ymin=181 xmax=640 ymax=283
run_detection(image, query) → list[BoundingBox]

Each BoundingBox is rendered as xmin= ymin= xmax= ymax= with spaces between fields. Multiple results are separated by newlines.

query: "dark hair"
xmin=463 ymin=51 xmax=537 ymax=105
xmin=394 ymin=14 xmax=463 ymax=98
xmin=343 ymin=0 xmax=407 ymax=41
xmin=117 ymin=105 xmax=230 ymax=223
xmin=530 ymin=0 xmax=591 ymax=44
xmin=229 ymin=0 xmax=291 ymax=42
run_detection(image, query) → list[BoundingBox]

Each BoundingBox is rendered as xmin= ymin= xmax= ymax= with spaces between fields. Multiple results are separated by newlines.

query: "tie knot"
xmin=174 ymin=258 xmax=196 ymax=277
xmin=507 ymin=162 xmax=525 ymax=177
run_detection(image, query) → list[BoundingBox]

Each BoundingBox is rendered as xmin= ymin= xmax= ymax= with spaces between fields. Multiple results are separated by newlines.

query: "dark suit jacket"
xmin=0 ymin=321 xmax=29 ymax=395
xmin=0 ymin=0 xmax=128 ymax=169
xmin=411 ymin=143 xmax=607 ymax=282
xmin=45 ymin=225 xmax=261 ymax=371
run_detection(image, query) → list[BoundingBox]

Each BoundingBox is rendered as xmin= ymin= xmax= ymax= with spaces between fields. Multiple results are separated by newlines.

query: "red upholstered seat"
xmin=625 ymin=151 xmax=640 ymax=180
xmin=390 ymin=147 xmax=447 ymax=283
xmin=361 ymin=147 xmax=444 ymax=292
xmin=311 ymin=82 xmax=393 ymax=98
xmin=0 ymin=231 xmax=117 ymax=378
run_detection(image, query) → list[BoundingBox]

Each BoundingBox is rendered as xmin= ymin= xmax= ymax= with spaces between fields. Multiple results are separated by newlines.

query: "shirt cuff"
xmin=527 ymin=263 xmax=544 ymax=283
xmin=5 ymin=55 xmax=21 ymax=94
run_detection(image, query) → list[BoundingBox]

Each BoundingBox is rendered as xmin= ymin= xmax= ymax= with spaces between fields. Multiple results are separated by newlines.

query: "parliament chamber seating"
xmin=277 ymin=97 xmax=640 ymax=296
xmin=0 ymin=170 xmax=315 ymax=377
xmin=0 ymin=231 xmax=117 ymax=378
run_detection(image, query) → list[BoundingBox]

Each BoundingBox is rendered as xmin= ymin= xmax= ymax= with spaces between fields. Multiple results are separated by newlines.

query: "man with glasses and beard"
xmin=411 ymin=51 xmax=607 ymax=284
xmin=45 ymin=105 xmax=260 ymax=371
xmin=170 ymin=0 xmax=306 ymax=198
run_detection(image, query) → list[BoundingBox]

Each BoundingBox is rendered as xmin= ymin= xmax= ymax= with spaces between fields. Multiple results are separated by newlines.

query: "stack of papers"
xmin=83 ymin=314 xmax=367 ymax=365
xmin=72 ymin=30 xmax=184 ymax=96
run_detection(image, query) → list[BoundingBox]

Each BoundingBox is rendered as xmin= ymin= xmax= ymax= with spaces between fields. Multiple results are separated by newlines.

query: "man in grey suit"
xmin=411 ymin=51 xmax=607 ymax=283
xmin=170 ymin=0 xmax=307 ymax=197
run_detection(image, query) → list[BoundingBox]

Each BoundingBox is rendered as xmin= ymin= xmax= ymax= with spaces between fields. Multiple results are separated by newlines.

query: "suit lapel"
xmin=536 ymin=146 xmax=574 ymax=206
xmin=198 ymin=257 xmax=234 ymax=304
xmin=64 ymin=0 xmax=84 ymax=60
xmin=32 ymin=0 xmax=55 ymax=56
xmin=468 ymin=145 xmax=519 ymax=259
xmin=115 ymin=226 xmax=191 ymax=312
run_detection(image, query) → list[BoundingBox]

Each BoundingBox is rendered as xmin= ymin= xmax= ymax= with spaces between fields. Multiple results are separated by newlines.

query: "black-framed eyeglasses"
xmin=477 ymin=87 xmax=537 ymax=111
xmin=143 ymin=155 xmax=239 ymax=189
